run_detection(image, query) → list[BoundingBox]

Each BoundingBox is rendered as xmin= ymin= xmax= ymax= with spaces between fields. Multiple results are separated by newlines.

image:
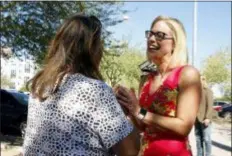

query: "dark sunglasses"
xmin=145 ymin=30 xmax=173 ymax=41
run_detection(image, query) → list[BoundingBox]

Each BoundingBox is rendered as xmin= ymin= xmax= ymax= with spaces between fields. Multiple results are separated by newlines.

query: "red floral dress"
xmin=139 ymin=66 xmax=192 ymax=156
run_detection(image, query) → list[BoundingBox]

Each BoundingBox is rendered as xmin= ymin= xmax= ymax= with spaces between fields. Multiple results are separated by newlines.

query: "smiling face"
xmin=146 ymin=20 xmax=175 ymax=63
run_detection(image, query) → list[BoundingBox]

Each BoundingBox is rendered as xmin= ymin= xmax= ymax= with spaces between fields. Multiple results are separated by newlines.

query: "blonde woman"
xmin=115 ymin=16 xmax=201 ymax=156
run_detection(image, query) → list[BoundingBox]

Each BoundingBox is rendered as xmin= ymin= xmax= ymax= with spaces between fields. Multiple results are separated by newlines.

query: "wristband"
xmin=137 ymin=108 xmax=147 ymax=120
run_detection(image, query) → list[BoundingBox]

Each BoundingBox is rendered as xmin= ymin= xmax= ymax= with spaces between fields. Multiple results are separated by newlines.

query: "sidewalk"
xmin=1 ymin=134 xmax=23 ymax=156
xmin=189 ymin=122 xmax=231 ymax=156
xmin=1 ymin=145 xmax=22 ymax=156
xmin=1 ymin=122 xmax=231 ymax=156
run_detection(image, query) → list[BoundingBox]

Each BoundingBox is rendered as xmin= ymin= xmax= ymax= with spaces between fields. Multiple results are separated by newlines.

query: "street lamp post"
xmin=192 ymin=0 xmax=198 ymax=66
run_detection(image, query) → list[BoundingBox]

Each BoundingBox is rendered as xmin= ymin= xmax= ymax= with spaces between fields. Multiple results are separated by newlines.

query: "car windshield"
xmin=9 ymin=92 xmax=29 ymax=105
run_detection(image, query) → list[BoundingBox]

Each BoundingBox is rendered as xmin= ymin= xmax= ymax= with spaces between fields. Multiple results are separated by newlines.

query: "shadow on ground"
xmin=1 ymin=132 xmax=23 ymax=146
xmin=212 ymin=140 xmax=232 ymax=152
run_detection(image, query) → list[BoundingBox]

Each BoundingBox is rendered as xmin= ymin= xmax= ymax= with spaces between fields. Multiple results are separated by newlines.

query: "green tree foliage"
xmin=100 ymin=41 xmax=127 ymax=87
xmin=118 ymin=47 xmax=146 ymax=89
xmin=101 ymin=42 xmax=146 ymax=89
xmin=202 ymin=47 xmax=231 ymax=100
xmin=101 ymin=54 xmax=123 ymax=87
xmin=202 ymin=47 xmax=231 ymax=84
xmin=19 ymin=85 xmax=29 ymax=92
xmin=1 ymin=74 xmax=14 ymax=89
xmin=223 ymin=84 xmax=231 ymax=101
xmin=0 ymin=1 xmax=127 ymax=64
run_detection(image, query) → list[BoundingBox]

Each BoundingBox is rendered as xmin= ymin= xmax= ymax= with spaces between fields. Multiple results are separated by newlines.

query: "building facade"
xmin=1 ymin=56 xmax=37 ymax=90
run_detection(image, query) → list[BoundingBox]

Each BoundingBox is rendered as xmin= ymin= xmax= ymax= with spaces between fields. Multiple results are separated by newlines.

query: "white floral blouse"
xmin=23 ymin=73 xmax=133 ymax=156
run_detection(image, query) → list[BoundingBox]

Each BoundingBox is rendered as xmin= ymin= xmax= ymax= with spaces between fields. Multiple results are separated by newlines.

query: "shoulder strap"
xmin=174 ymin=65 xmax=188 ymax=87
xmin=165 ymin=65 xmax=188 ymax=88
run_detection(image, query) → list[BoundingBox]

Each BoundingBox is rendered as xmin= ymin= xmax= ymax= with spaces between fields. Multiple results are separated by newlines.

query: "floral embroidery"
xmin=164 ymin=89 xmax=178 ymax=101
xmin=147 ymin=86 xmax=178 ymax=117
xmin=139 ymin=137 xmax=150 ymax=156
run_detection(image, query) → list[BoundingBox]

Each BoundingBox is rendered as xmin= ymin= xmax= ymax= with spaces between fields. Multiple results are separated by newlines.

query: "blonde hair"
xmin=149 ymin=15 xmax=188 ymax=67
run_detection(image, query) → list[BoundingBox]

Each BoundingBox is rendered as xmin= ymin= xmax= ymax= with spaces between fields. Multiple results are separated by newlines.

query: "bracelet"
xmin=137 ymin=108 xmax=147 ymax=120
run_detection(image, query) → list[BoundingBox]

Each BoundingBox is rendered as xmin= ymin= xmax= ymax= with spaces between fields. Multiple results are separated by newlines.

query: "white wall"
xmin=1 ymin=56 xmax=37 ymax=90
xmin=211 ymin=84 xmax=224 ymax=99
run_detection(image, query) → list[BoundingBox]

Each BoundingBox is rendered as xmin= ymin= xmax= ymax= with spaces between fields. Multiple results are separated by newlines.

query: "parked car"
xmin=213 ymin=101 xmax=230 ymax=112
xmin=218 ymin=104 xmax=232 ymax=120
xmin=1 ymin=89 xmax=29 ymax=137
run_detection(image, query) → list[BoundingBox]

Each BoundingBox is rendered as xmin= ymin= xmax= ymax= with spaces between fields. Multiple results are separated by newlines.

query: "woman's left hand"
xmin=115 ymin=85 xmax=141 ymax=117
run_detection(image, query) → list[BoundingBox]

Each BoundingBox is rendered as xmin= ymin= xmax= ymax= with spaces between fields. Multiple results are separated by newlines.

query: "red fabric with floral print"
xmin=139 ymin=66 xmax=192 ymax=156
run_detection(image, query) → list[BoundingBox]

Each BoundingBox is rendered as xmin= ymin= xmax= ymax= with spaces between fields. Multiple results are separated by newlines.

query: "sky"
xmin=109 ymin=2 xmax=231 ymax=71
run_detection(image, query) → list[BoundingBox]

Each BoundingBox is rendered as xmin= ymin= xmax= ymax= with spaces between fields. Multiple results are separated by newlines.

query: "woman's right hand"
xmin=114 ymin=85 xmax=141 ymax=117
xmin=114 ymin=85 xmax=147 ymax=132
xmin=113 ymin=85 xmax=129 ymax=115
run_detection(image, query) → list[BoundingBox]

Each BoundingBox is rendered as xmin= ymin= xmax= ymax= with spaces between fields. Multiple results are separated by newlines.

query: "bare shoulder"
xmin=179 ymin=65 xmax=201 ymax=88
xmin=181 ymin=65 xmax=200 ymax=78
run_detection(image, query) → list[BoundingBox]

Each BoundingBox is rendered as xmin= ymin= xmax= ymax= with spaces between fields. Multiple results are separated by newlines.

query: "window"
xmin=24 ymin=76 xmax=30 ymax=84
xmin=11 ymin=70 xmax=16 ymax=78
xmin=218 ymin=102 xmax=224 ymax=106
xmin=25 ymin=64 xmax=30 ymax=73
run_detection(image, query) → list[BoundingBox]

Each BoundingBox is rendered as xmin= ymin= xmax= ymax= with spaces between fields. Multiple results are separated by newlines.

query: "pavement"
xmin=1 ymin=145 xmax=22 ymax=156
xmin=189 ymin=122 xmax=231 ymax=156
xmin=1 ymin=122 xmax=231 ymax=156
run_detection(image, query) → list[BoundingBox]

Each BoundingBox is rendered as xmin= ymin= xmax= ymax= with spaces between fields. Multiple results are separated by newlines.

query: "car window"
xmin=9 ymin=92 xmax=29 ymax=105
xmin=218 ymin=102 xmax=225 ymax=106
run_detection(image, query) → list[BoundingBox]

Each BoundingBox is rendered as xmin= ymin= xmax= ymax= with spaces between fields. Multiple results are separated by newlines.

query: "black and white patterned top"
xmin=23 ymin=74 xmax=133 ymax=156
